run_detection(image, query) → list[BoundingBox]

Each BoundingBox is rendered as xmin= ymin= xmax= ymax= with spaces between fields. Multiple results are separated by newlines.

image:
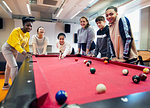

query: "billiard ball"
xmin=75 ymin=58 xmax=78 ymax=62
xmin=104 ymin=60 xmax=108 ymax=64
xmin=86 ymin=62 xmax=90 ymax=67
xmin=84 ymin=60 xmax=88 ymax=64
xmin=88 ymin=60 xmax=92 ymax=64
xmin=132 ymin=75 xmax=140 ymax=84
xmin=139 ymin=73 xmax=147 ymax=81
xmin=143 ymin=68 xmax=149 ymax=74
xmin=55 ymin=90 xmax=68 ymax=105
xmin=122 ymin=69 xmax=129 ymax=76
xmin=90 ymin=68 xmax=96 ymax=74
xmin=96 ymin=84 xmax=106 ymax=93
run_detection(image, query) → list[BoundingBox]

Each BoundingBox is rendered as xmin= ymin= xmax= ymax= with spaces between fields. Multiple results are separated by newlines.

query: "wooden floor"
xmin=137 ymin=50 xmax=150 ymax=66
xmin=137 ymin=50 xmax=150 ymax=61
xmin=0 ymin=71 xmax=11 ymax=102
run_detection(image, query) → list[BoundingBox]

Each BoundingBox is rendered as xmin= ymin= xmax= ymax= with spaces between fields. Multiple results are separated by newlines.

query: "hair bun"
xmin=57 ymin=33 xmax=66 ymax=39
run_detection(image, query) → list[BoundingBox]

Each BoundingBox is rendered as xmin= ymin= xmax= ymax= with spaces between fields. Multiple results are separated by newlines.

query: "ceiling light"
xmin=89 ymin=0 xmax=99 ymax=6
xmin=56 ymin=8 xmax=63 ymax=17
xmin=88 ymin=0 xmax=96 ymax=4
xmin=26 ymin=4 xmax=31 ymax=14
xmin=70 ymin=10 xmax=81 ymax=19
xmin=2 ymin=0 xmax=12 ymax=13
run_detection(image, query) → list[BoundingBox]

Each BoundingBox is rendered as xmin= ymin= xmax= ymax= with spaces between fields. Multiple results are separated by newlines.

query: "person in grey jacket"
xmin=77 ymin=16 xmax=95 ymax=56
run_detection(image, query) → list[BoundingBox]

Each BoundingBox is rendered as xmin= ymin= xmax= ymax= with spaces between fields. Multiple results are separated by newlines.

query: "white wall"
xmin=140 ymin=7 xmax=150 ymax=50
xmin=0 ymin=18 xmax=14 ymax=51
xmin=14 ymin=19 xmax=80 ymax=53
xmin=124 ymin=9 xmax=140 ymax=49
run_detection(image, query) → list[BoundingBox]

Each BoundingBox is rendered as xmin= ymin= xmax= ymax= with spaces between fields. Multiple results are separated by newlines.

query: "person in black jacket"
xmin=94 ymin=16 xmax=111 ymax=59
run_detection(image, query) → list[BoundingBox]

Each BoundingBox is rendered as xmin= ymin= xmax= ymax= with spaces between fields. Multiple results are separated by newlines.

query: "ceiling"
xmin=0 ymin=0 xmax=150 ymax=23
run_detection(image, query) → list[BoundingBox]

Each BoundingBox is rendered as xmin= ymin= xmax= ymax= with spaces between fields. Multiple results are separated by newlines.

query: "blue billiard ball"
xmin=55 ymin=90 xmax=68 ymax=105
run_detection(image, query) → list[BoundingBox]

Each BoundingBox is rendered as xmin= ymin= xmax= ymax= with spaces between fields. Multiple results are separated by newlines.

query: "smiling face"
xmin=23 ymin=22 xmax=33 ymax=32
xmin=80 ymin=18 xmax=88 ymax=29
xmin=59 ymin=35 xmax=65 ymax=45
xmin=37 ymin=27 xmax=45 ymax=38
xmin=105 ymin=9 xmax=118 ymax=24
xmin=96 ymin=21 xmax=106 ymax=30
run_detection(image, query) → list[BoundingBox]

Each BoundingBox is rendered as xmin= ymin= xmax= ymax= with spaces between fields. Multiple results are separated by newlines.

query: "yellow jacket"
xmin=7 ymin=27 xmax=30 ymax=53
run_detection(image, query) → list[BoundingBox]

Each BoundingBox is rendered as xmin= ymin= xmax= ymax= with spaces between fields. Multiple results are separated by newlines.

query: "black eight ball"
xmin=132 ymin=75 xmax=140 ymax=84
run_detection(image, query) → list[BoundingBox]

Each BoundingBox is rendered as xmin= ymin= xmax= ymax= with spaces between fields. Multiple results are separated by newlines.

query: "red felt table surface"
xmin=32 ymin=56 xmax=150 ymax=108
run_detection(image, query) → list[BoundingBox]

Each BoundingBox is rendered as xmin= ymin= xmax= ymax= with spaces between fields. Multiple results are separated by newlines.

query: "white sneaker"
xmin=2 ymin=84 xmax=10 ymax=90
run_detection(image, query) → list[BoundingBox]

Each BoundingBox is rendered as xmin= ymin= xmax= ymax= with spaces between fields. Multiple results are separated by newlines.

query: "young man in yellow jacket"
xmin=1 ymin=16 xmax=35 ymax=89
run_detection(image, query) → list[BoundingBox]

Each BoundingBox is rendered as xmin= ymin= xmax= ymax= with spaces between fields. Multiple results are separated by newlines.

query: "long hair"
xmin=80 ymin=16 xmax=90 ymax=29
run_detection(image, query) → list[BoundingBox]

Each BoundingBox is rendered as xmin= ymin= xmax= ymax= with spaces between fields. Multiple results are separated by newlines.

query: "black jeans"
xmin=70 ymin=48 xmax=75 ymax=55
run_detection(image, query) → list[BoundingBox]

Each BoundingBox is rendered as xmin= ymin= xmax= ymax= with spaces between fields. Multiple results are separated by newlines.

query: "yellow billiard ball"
xmin=143 ymin=68 xmax=149 ymax=74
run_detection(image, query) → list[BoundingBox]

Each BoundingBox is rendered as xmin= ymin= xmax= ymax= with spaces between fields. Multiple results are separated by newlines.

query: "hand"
xmin=41 ymin=53 xmax=46 ymax=55
xmin=27 ymin=52 xmax=32 ymax=55
xmin=117 ymin=58 xmax=126 ymax=63
xmin=86 ymin=54 xmax=91 ymax=57
xmin=21 ymin=51 xmax=26 ymax=56
xmin=61 ymin=55 xmax=65 ymax=59
xmin=111 ymin=57 xmax=118 ymax=61
xmin=91 ymin=54 xmax=95 ymax=57
xmin=33 ymin=52 xmax=38 ymax=56
xmin=112 ymin=58 xmax=126 ymax=63
xmin=86 ymin=49 xmax=89 ymax=55
xmin=59 ymin=53 xmax=62 ymax=60
xmin=26 ymin=52 xmax=32 ymax=58
xmin=59 ymin=54 xmax=65 ymax=59
xmin=101 ymin=57 xmax=108 ymax=60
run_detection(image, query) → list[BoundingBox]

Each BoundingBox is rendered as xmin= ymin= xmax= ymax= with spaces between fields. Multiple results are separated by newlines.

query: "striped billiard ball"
xmin=86 ymin=62 xmax=90 ymax=67
xmin=122 ymin=69 xmax=129 ymax=76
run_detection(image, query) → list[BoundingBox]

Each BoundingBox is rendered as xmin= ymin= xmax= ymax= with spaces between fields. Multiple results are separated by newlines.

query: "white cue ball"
xmin=122 ymin=69 xmax=129 ymax=75
xmin=96 ymin=84 xmax=106 ymax=93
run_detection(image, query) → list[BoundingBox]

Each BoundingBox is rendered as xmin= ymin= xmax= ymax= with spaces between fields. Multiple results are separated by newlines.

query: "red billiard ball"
xmin=132 ymin=75 xmax=140 ymax=84
xmin=139 ymin=73 xmax=147 ymax=81
xmin=75 ymin=58 xmax=78 ymax=62
xmin=104 ymin=60 xmax=108 ymax=64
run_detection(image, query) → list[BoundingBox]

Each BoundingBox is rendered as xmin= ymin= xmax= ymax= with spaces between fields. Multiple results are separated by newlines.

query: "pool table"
xmin=1 ymin=55 xmax=150 ymax=108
